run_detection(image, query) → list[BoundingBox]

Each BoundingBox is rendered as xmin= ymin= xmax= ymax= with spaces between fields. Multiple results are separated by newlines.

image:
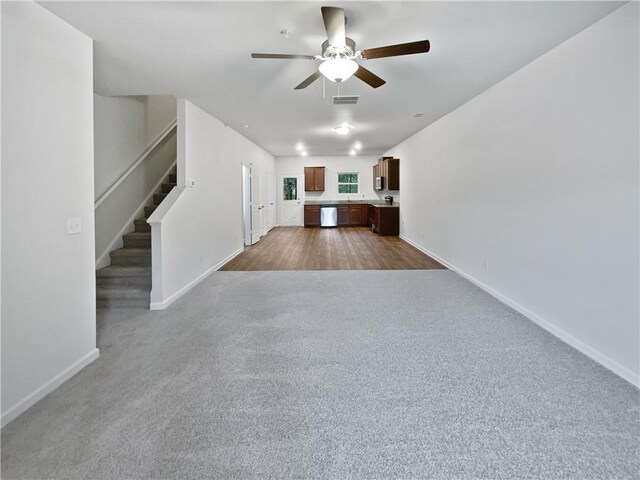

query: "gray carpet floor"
xmin=1 ymin=270 xmax=638 ymax=479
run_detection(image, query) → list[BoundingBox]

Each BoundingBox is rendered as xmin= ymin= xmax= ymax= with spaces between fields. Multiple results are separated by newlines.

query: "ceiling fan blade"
xmin=354 ymin=65 xmax=386 ymax=89
xmin=294 ymin=70 xmax=322 ymax=90
xmin=251 ymin=53 xmax=316 ymax=60
xmin=361 ymin=40 xmax=430 ymax=60
xmin=321 ymin=6 xmax=346 ymax=48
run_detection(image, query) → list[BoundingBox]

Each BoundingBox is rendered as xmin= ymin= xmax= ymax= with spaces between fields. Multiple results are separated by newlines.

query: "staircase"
xmin=96 ymin=171 xmax=176 ymax=308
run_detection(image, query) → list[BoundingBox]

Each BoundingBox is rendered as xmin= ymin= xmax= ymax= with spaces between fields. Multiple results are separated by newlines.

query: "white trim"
xmin=1 ymin=348 xmax=100 ymax=428
xmin=150 ymin=247 xmax=244 ymax=310
xmin=400 ymin=234 xmax=640 ymax=388
xmin=94 ymin=120 xmax=177 ymax=209
xmin=95 ymin=160 xmax=177 ymax=269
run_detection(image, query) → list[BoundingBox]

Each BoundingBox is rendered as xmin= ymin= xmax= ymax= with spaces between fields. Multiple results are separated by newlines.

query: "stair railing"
xmin=94 ymin=119 xmax=177 ymax=209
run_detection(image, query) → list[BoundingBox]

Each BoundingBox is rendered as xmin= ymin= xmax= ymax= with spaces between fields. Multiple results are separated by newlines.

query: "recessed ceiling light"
xmin=349 ymin=150 xmax=356 ymax=156
xmin=242 ymin=124 xmax=249 ymax=128
xmin=334 ymin=124 xmax=352 ymax=135
xmin=280 ymin=28 xmax=292 ymax=38
xmin=296 ymin=143 xmax=304 ymax=151
xmin=354 ymin=142 xmax=362 ymax=150
xmin=301 ymin=151 xmax=308 ymax=157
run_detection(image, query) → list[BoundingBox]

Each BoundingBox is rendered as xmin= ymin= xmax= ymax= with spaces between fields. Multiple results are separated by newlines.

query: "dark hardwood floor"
xmin=220 ymin=227 xmax=446 ymax=271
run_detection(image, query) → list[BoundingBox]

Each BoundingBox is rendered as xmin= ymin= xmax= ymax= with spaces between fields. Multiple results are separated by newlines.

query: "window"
xmin=282 ymin=177 xmax=297 ymax=200
xmin=338 ymin=173 xmax=359 ymax=194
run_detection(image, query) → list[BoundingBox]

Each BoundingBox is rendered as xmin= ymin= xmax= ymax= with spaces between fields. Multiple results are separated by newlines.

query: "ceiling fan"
xmin=251 ymin=6 xmax=430 ymax=90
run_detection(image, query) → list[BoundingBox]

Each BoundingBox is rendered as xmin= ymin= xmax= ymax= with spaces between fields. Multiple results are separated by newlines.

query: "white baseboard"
xmin=400 ymin=234 xmax=640 ymax=388
xmin=1 ymin=348 xmax=100 ymax=428
xmin=150 ymin=247 xmax=244 ymax=310
xmin=95 ymin=160 xmax=177 ymax=270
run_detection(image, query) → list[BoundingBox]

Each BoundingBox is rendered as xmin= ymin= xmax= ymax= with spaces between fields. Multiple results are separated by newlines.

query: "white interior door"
xmin=259 ymin=170 xmax=267 ymax=236
xmin=267 ymin=172 xmax=276 ymax=230
xmin=279 ymin=175 xmax=302 ymax=226
xmin=250 ymin=169 xmax=261 ymax=244
xmin=242 ymin=165 xmax=252 ymax=245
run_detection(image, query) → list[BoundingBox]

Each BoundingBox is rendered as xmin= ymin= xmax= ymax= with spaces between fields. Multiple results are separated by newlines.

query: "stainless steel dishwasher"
xmin=320 ymin=205 xmax=338 ymax=227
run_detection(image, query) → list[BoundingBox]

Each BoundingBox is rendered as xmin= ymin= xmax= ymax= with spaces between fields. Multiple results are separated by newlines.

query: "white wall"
xmin=387 ymin=3 xmax=639 ymax=385
xmin=94 ymin=94 xmax=176 ymax=199
xmin=94 ymin=95 xmax=147 ymax=198
xmin=1 ymin=1 xmax=99 ymax=426
xmin=146 ymin=95 xmax=177 ymax=144
xmin=148 ymin=99 xmax=275 ymax=309
xmin=277 ymin=154 xmax=390 ymax=198
xmin=94 ymin=94 xmax=176 ymax=268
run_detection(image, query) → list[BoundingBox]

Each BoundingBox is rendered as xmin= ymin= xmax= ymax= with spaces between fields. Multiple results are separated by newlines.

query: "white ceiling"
xmin=41 ymin=1 xmax=623 ymax=157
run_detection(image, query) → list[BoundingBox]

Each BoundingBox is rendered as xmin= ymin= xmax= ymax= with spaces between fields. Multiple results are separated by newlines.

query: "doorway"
xmin=242 ymin=164 xmax=252 ymax=245
xmin=279 ymin=175 xmax=302 ymax=226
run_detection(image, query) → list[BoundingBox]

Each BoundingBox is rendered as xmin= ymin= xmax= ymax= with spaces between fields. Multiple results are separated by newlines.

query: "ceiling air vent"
xmin=332 ymin=95 xmax=360 ymax=105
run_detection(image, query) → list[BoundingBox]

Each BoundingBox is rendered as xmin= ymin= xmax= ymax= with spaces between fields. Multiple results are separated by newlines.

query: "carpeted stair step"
xmin=96 ymin=285 xmax=150 ymax=308
xmin=161 ymin=183 xmax=176 ymax=193
xmin=134 ymin=218 xmax=151 ymax=232
xmin=96 ymin=266 xmax=151 ymax=287
xmin=123 ymin=232 xmax=151 ymax=248
xmin=169 ymin=173 xmax=177 ymax=183
xmin=110 ymin=248 xmax=151 ymax=266
xmin=153 ymin=193 xmax=168 ymax=205
xmin=144 ymin=205 xmax=157 ymax=217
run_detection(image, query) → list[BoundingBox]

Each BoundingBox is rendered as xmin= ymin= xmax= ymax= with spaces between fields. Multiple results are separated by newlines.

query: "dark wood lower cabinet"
xmin=305 ymin=203 xmax=396 ymax=233
xmin=372 ymin=206 xmax=399 ymax=236
xmin=349 ymin=205 xmax=365 ymax=226
xmin=304 ymin=205 xmax=321 ymax=227
xmin=337 ymin=205 xmax=350 ymax=226
xmin=333 ymin=204 xmax=369 ymax=227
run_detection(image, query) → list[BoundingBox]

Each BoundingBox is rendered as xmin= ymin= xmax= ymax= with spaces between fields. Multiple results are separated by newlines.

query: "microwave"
xmin=375 ymin=176 xmax=384 ymax=190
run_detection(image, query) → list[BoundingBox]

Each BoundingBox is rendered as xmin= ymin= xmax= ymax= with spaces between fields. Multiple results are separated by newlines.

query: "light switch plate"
xmin=66 ymin=217 xmax=82 ymax=235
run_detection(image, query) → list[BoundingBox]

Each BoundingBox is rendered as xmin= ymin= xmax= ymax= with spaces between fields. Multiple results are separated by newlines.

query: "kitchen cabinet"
xmin=385 ymin=158 xmax=400 ymax=190
xmin=350 ymin=205 xmax=365 ymax=225
xmin=337 ymin=205 xmax=350 ymax=226
xmin=372 ymin=164 xmax=379 ymax=190
xmin=304 ymin=205 xmax=321 ymax=226
xmin=372 ymin=157 xmax=399 ymax=191
xmin=304 ymin=166 xmax=325 ymax=192
xmin=337 ymin=204 xmax=369 ymax=226
xmin=307 ymin=203 xmax=372 ymax=227
xmin=372 ymin=206 xmax=399 ymax=236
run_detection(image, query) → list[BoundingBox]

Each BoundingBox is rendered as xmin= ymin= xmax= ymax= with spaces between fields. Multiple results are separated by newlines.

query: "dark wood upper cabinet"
xmin=372 ymin=164 xmax=378 ymax=190
xmin=304 ymin=166 xmax=325 ymax=192
xmin=372 ymin=157 xmax=399 ymax=191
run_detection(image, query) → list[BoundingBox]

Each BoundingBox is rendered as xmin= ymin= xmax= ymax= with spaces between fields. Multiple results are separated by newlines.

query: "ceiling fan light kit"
xmin=251 ymin=6 xmax=430 ymax=90
xmin=318 ymin=58 xmax=358 ymax=82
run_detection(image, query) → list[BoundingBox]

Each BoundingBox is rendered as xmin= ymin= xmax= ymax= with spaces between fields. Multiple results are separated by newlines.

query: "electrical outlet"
xmin=199 ymin=254 xmax=204 ymax=263
xmin=483 ymin=260 xmax=489 ymax=271
xmin=66 ymin=217 xmax=81 ymax=235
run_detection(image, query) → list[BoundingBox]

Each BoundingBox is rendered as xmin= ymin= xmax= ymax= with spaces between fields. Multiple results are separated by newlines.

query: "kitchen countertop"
xmin=304 ymin=200 xmax=398 ymax=207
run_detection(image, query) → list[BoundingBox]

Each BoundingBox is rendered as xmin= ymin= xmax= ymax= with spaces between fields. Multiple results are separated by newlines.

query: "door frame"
xmin=278 ymin=174 xmax=303 ymax=226
xmin=242 ymin=164 xmax=252 ymax=245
